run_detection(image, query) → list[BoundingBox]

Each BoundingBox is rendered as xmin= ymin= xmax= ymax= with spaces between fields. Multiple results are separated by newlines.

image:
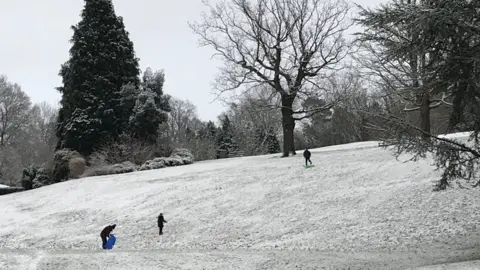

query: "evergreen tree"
xmin=357 ymin=0 xmax=480 ymax=189
xmin=56 ymin=0 xmax=140 ymax=156
xmin=217 ymin=115 xmax=238 ymax=153
xmin=130 ymin=90 xmax=165 ymax=143
xmin=130 ymin=68 xmax=170 ymax=143
xmin=265 ymin=127 xmax=280 ymax=154
xmin=202 ymin=121 xmax=218 ymax=140
xmin=141 ymin=68 xmax=171 ymax=113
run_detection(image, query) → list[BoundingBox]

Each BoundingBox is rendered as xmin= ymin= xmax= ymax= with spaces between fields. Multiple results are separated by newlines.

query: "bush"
xmin=139 ymin=158 xmax=167 ymax=171
xmin=83 ymin=161 xmax=137 ymax=177
xmin=139 ymin=148 xmax=194 ymax=171
xmin=170 ymin=148 xmax=194 ymax=164
xmin=0 ymin=187 xmax=24 ymax=196
xmin=32 ymin=167 xmax=52 ymax=189
xmin=52 ymin=149 xmax=84 ymax=183
xmin=20 ymin=166 xmax=36 ymax=190
xmin=68 ymin=157 xmax=86 ymax=179
xmin=20 ymin=166 xmax=53 ymax=190
xmin=97 ymin=134 xmax=158 ymax=165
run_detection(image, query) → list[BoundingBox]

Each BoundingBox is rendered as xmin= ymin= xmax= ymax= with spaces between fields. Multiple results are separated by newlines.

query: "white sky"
xmin=0 ymin=0 xmax=385 ymax=121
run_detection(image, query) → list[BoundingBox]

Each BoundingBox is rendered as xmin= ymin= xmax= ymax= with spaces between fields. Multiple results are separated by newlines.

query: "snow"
xmin=0 ymin=184 xmax=9 ymax=188
xmin=1 ymin=133 xmax=480 ymax=269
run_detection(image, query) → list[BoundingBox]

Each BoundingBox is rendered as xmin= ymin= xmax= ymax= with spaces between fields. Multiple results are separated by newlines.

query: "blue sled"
xmin=105 ymin=234 xmax=116 ymax=249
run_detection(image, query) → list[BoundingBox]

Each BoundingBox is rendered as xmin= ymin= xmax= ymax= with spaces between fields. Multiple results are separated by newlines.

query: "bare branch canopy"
xmin=190 ymin=0 xmax=353 ymax=156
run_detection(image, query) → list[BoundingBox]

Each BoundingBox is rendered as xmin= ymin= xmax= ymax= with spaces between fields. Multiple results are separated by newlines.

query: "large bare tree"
xmin=190 ymin=0 xmax=352 ymax=157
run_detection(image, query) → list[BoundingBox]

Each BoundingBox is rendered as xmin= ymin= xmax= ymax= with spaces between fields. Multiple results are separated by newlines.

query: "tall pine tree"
xmin=56 ymin=0 xmax=140 ymax=156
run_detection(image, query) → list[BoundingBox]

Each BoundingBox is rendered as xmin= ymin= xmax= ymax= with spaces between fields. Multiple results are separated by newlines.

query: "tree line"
xmin=1 ymin=0 xmax=479 ymax=190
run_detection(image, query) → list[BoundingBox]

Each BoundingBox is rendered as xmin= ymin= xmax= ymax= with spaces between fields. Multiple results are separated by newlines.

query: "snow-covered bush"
xmin=139 ymin=158 xmax=167 ymax=171
xmin=20 ymin=166 xmax=52 ymax=190
xmin=170 ymin=148 xmax=194 ymax=164
xmin=83 ymin=161 xmax=137 ymax=177
xmin=52 ymin=149 xmax=84 ymax=183
xmin=139 ymin=148 xmax=194 ymax=171
xmin=33 ymin=167 xmax=51 ymax=188
xmin=69 ymin=157 xmax=86 ymax=179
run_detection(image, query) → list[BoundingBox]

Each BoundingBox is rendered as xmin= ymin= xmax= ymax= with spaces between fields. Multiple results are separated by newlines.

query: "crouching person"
xmin=100 ymin=224 xmax=116 ymax=249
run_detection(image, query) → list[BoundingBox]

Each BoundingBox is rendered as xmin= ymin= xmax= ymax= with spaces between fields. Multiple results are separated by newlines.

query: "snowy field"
xmin=0 ymin=134 xmax=480 ymax=269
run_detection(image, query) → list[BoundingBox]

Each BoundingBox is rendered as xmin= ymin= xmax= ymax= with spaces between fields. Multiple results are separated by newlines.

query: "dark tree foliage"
xmin=217 ymin=115 xmax=238 ymax=153
xmin=265 ymin=127 xmax=281 ymax=154
xmin=130 ymin=68 xmax=171 ymax=143
xmin=56 ymin=0 xmax=140 ymax=156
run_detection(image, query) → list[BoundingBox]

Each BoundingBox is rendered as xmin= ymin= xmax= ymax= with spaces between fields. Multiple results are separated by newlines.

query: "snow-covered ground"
xmin=0 ymin=135 xmax=480 ymax=269
xmin=0 ymin=184 xmax=9 ymax=188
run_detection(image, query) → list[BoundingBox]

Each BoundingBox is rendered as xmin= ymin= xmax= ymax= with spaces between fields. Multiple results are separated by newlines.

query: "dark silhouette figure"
xmin=303 ymin=148 xmax=312 ymax=167
xmin=100 ymin=224 xmax=116 ymax=249
xmin=158 ymin=213 xmax=167 ymax=235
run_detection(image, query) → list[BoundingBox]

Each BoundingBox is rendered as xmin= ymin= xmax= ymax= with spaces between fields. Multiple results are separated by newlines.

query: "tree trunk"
xmin=420 ymin=88 xmax=431 ymax=140
xmin=281 ymin=95 xmax=296 ymax=157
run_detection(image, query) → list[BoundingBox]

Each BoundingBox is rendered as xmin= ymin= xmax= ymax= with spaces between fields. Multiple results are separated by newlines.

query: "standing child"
xmin=303 ymin=148 xmax=313 ymax=167
xmin=158 ymin=213 xmax=167 ymax=235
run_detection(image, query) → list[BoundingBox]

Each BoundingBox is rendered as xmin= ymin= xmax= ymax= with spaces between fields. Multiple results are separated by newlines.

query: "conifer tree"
xmin=130 ymin=68 xmax=170 ymax=143
xmin=266 ymin=127 xmax=280 ymax=154
xmin=56 ymin=0 xmax=140 ymax=155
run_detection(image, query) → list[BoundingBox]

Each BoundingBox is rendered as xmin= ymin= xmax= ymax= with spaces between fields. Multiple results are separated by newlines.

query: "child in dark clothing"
xmin=303 ymin=148 xmax=312 ymax=167
xmin=158 ymin=213 xmax=167 ymax=235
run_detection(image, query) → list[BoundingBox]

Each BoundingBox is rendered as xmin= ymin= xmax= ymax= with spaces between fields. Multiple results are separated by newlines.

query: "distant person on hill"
xmin=303 ymin=148 xmax=312 ymax=167
xmin=158 ymin=213 xmax=167 ymax=235
xmin=100 ymin=224 xmax=116 ymax=249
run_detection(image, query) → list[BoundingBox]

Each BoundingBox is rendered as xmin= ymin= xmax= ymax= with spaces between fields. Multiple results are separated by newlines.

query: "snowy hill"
xmin=1 ymin=135 xmax=480 ymax=269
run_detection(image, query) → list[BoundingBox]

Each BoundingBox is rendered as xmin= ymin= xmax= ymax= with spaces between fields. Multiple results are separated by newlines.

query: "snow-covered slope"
xmin=1 ymin=136 xmax=480 ymax=269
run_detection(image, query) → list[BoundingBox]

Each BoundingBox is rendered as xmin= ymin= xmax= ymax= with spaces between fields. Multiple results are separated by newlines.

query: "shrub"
xmin=139 ymin=148 xmax=194 ymax=171
xmin=68 ymin=157 xmax=86 ymax=179
xmin=83 ymin=161 xmax=137 ymax=177
xmin=171 ymin=148 xmax=194 ymax=164
xmin=20 ymin=166 xmax=36 ymax=190
xmin=52 ymin=149 xmax=83 ymax=183
xmin=33 ymin=167 xmax=52 ymax=189
xmin=20 ymin=166 xmax=53 ymax=190
xmin=97 ymin=134 xmax=157 ymax=165
xmin=0 ymin=187 xmax=24 ymax=196
xmin=139 ymin=158 xmax=167 ymax=171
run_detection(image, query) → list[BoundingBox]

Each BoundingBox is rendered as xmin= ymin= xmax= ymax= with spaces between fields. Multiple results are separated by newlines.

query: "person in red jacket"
xmin=100 ymin=224 xmax=116 ymax=249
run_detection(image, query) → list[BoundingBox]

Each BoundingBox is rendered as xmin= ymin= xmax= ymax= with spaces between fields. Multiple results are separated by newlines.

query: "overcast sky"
xmin=0 ymin=0 xmax=385 ymax=121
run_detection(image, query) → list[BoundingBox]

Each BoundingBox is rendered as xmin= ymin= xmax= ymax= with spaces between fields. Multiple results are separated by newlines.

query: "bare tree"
xmin=167 ymin=98 xmax=201 ymax=145
xmin=0 ymin=75 xmax=32 ymax=147
xmin=225 ymin=86 xmax=282 ymax=155
xmin=0 ymin=75 xmax=35 ymax=185
xmin=190 ymin=0 xmax=352 ymax=157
